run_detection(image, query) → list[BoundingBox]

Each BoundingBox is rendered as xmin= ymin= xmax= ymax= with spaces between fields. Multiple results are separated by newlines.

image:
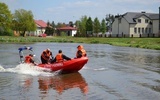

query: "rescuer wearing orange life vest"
xmin=52 ymin=50 xmax=71 ymax=63
xmin=41 ymin=48 xmax=53 ymax=64
xmin=76 ymin=45 xmax=87 ymax=58
xmin=25 ymin=54 xmax=37 ymax=65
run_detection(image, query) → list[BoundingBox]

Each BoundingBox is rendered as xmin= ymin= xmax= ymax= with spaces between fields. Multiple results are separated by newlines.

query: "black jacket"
xmin=51 ymin=54 xmax=71 ymax=63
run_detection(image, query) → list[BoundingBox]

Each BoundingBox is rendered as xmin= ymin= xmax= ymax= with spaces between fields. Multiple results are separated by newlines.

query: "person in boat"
xmin=41 ymin=48 xmax=53 ymax=64
xmin=76 ymin=45 xmax=87 ymax=58
xmin=51 ymin=50 xmax=71 ymax=63
xmin=25 ymin=54 xmax=37 ymax=65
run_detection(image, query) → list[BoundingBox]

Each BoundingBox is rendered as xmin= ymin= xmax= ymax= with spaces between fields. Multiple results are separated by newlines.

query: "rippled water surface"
xmin=0 ymin=43 xmax=160 ymax=100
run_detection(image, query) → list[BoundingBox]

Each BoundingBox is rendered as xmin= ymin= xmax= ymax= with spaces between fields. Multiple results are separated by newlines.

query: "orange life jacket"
xmin=25 ymin=55 xmax=32 ymax=63
xmin=81 ymin=49 xmax=86 ymax=57
xmin=41 ymin=50 xmax=51 ymax=60
xmin=56 ymin=53 xmax=63 ymax=62
xmin=76 ymin=49 xmax=86 ymax=57
xmin=76 ymin=45 xmax=86 ymax=57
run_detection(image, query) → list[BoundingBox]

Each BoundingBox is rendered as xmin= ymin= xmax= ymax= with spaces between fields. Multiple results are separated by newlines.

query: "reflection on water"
xmin=110 ymin=50 xmax=160 ymax=74
xmin=38 ymin=72 xmax=88 ymax=95
xmin=15 ymin=72 xmax=88 ymax=100
xmin=19 ymin=76 xmax=33 ymax=93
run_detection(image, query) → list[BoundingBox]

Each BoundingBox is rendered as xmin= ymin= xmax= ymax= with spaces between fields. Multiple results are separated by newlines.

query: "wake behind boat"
xmin=18 ymin=46 xmax=88 ymax=73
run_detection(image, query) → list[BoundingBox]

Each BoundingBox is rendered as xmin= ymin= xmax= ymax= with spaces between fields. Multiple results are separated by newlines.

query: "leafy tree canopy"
xmin=106 ymin=14 xmax=115 ymax=31
xmin=101 ymin=19 xmax=106 ymax=34
xmin=12 ymin=9 xmax=36 ymax=36
xmin=0 ymin=2 xmax=12 ymax=36
xmin=45 ymin=21 xmax=54 ymax=36
xmin=93 ymin=17 xmax=100 ymax=34
xmin=86 ymin=17 xmax=93 ymax=31
xmin=79 ymin=15 xmax=88 ymax=36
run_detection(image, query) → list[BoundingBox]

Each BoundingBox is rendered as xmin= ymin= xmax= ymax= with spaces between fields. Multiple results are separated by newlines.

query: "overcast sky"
xmin=1 ymin=0 xmax=160 ymax=24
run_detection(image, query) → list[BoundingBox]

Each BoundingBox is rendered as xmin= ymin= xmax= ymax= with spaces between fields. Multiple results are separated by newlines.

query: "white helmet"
xmin=47 ymin=48 xmax=50 ymax=51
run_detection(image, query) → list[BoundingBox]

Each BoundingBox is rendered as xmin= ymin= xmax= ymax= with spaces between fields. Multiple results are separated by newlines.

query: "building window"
xmin=145 ymin=19 xmax=149 ymax=23
xmin=149 ymin=28 xmax=151 ymax=33
xmin=145 ymin=28 xmax=148 ymax=34
xmin=142 ymin=28 xmax=144 ymax=34
xmin=134 ymin=28 xmax=137 ymax=33
xmin=138 ymin=28 xmax=141 ymax=34
xmin=138 ymin=19 xmax=141 ymax=23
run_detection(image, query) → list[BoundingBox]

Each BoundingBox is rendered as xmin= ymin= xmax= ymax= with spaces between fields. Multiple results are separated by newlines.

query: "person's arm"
xmin=51 ymin=57 xmax=56 ymax=63
xmin=62 ymin=54 xmax=71 ymax=60
xmin=30 ymin=59 xmax=34 ymax=63
xmin=30 ymin=58 xmax=37 ymax=65
xmin=50 ymin=52 xmax=54 ymax=59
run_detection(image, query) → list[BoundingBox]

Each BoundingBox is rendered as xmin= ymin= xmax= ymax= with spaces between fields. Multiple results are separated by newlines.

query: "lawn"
xmin=0 ymin=36 xmax=160 ymax=50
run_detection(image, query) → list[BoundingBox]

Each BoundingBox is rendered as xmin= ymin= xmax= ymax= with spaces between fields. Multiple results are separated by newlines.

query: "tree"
xmin=69 ymin=21 xmax=74 ymax=27
xmin=93 ymin=17 xmax=100 ymax=35
xmin=45 ymin=21 xmax=54 ymax=36
xmin=79 ymin=15 xmax=88 ymax=37
xmin=86 ymin=17 xmax=93 ymax=36
xmin=51 ymin=21 xmax=56 ymax=35
xmin=56 ymin=22 xmax=66 ymax=28
xmin=12 ymin=9 xmax=36 ymax=37
xmin=51 ymin=21 xmax=55 ymax=28
xmin=101 ymin=19 xmax=106 ymax=34
xmin=106 ymin=14 xmax=115 ymax=32
xmin=75 ymin=20 xmax=81 ymax=36
xmin=0 ymin=2 xmax=12 ymax=36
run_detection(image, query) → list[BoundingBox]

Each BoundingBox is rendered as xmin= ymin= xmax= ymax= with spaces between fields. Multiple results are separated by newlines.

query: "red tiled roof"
xmin=57 ymin=26 xmax=77 ymax=30
xmin=34 ymin=20 xmax=47 ymax=27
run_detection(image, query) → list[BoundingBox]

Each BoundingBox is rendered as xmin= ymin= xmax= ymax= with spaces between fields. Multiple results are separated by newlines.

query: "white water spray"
xmin=0 ymin=64 xmax=57 ymax=76
xmin=0 ymin=65 xmax=5 ymax=72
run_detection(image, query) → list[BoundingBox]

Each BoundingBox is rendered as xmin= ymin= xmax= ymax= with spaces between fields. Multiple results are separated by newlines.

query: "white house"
xmin=27 ymin=20 xmax=47 ymax=36
xmin=34 ymin=20 xmax=47 ymax=36
xmin=57 ymin=26 xmax=77 ymax=36
xmin=112 ymin=12 xmax=160 ymax=37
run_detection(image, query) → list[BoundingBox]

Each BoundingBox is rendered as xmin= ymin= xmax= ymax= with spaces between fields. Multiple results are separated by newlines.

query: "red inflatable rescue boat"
xmin=38 ymin=57 xmax=88 ymax=73
xmin=18 ymin=46 xmax=88 ymax=73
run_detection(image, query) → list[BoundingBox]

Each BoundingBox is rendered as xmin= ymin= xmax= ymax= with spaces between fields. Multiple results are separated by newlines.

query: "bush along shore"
xmin=0 ymin=36 xmax=160 ymax=50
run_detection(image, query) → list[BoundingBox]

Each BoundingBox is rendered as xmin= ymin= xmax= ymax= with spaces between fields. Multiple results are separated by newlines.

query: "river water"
xmin=0 ymin=43 xmax=160 ymax=100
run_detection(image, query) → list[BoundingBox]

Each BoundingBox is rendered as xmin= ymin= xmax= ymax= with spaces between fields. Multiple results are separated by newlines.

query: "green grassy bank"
xmin=0 ymin=36 xmax=160 ymax=50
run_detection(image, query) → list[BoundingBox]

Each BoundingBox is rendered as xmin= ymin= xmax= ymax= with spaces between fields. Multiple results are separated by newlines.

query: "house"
xmin=27 ymin=20 xmax=47 ymax=36
xmin=112 ymin=12 xmax=160 ymax=37
xmin=34 ymin=20 xmax=47 ymax=36
xmin=56 ymin=26 xmax=77 ymax=36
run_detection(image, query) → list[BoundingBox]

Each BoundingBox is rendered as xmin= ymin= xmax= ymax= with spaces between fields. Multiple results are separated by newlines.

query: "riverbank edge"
xmin=0 ymin=36 xmax=160 ymax=50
